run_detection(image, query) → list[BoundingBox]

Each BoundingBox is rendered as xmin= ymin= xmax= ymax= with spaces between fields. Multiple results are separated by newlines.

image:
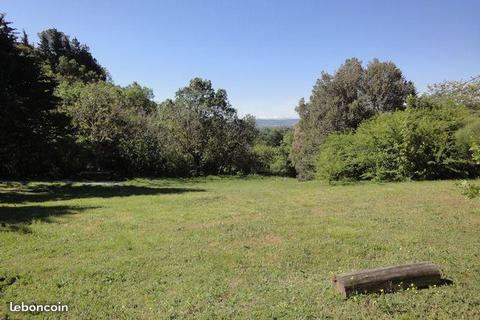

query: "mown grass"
xmin=1 ymin=177 xmax=479 ymax=319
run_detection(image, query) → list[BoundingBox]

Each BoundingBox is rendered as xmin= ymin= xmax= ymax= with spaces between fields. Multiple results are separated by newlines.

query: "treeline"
xmin=293 ymin=59 xmax=480 ymax=181
xmin=0 ymin=14 xmax=261 ymax=178
xmin=1 ymin=13 xmax=479 ymax=181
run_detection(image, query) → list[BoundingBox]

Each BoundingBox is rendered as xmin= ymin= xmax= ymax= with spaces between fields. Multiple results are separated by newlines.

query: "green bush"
xmin=253 ymin=144 xmax=278 ymax=174
xmin=315 ymin=133 xmax=368 ymax=181
xmin=253 ymin=144 xmax=295 ymax=176
xmin=253 ymin=129 xmax=296 ymax=176
xmin=316 ymin=98 xmax=479 ymax=182
xmin=455 ymin=119 xmax=480 ymax=155
xmin=458 ymin=142 xmax=480 ymax=199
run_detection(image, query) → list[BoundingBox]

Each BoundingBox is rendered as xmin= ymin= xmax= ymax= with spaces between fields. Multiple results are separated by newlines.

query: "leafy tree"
xmin=0 ymin=14 xmax=68 ymax=177
xmin=158 ymin=78 xmax=256 ymax=176
xmin=256 ymin=127 xmax=290 ymax=147
xmin=224 ymin=114 xmax=258 ymax=174
xmin=427 ymin=76 xmax=480 ymax=113
xmin=254 ymin=128 xmax=296 ymax=176
xmin=123 ymin=82 xmax=157 ymax=114
xmin=364 ymin=59 xmax=416 ymax=113
xmin=57 ymin=81 xmax=163 ymax=174
xmin=292 ymin=58 xmax=415 ymax=179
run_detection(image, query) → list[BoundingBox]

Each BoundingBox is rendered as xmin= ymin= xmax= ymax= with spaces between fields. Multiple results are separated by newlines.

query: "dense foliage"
xmin=158 ymin=78 xmax=257 ymax=176
xmin=37 ymin=28 xmax=108 ymax=83
xmin=0 ymin=14 xmax=69 ymax=177
xmin=292 ymin=58 xmax=415 ymax=179
xmin=0 ymin=14 xmax=257 ymax=178
xmin=316 ymin=97 xmax=479 ymax=182
xmin=459 ymin=141 xmax=480 ymax=198
xmin=1 ymin=13 xmax=478 ymax=181
xmin=55 ymin=78 xmax=257 ymax=177
xmin=56 ymin=81 xmax=165 ymax=176
xmin=253 ymin=127 xmax=295 ymax=176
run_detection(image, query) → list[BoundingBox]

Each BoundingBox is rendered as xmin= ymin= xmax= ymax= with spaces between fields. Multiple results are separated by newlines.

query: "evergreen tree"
xmin=0 ymin=14 xmax=68 ymax=177
xmin=37 ymin=28 xmax=108 ymax=83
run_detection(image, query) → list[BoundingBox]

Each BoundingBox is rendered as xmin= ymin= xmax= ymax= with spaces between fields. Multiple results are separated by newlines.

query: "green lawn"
xmin=1 ymin=177 xmax=479 ymax=319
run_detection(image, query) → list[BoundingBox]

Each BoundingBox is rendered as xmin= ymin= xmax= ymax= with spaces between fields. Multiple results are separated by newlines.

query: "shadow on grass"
xmin=0 ymin=205 xmax=97 ymax=233
xmin=0 ymin=184 xmax=206 ymax=204
xmin=345 ymin=278 xmax=454 ymax=298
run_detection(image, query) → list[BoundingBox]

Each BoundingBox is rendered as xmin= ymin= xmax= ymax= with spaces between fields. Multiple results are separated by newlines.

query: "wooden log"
xmin=332 ymin=262 xmax=443 ymax=297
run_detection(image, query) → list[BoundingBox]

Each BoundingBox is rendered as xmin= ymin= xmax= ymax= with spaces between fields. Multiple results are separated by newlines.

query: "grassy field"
xmin=1 ymin=177 xmax=479 ymax=319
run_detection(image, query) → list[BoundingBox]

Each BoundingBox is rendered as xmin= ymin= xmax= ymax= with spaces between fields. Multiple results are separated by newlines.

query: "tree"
xmin=364 ymin=59 xmax=415 ymax=113
xmin=158 ymin=78 xmax=256 ymax=176
xmin=57 ymin=81 xmax=163 ymax=175
xmin=256 ymin=127 xmax=291 ymax=147
xmin=427 ymin=76 xmax=480 ymax=113
xmin=0 ymin=14 xmax=68 ymax=177
xmin=291 ymin=58 xmax=415 ymax=179
xmin=254 ymin=127 xmax=296 ymax=176
xmin=37 ymin=28 xmax=108 ymax=83
xmin=20 ymin=29 xmax=29 ymax=46
xmin=123 ymin=82 xmax=157 ymax=114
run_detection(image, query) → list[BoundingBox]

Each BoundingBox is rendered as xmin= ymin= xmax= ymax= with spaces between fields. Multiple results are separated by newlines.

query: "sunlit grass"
xmin=1 ymin=177 xmax=479 ymax=319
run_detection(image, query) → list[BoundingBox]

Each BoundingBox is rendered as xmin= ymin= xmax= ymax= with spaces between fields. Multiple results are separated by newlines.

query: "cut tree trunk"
xmin=332 ymin=262 xmax=443 ymax=298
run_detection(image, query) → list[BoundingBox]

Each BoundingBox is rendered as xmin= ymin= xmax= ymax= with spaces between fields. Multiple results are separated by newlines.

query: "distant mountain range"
xmin=255 ymin=118 xmax=299 ymax=128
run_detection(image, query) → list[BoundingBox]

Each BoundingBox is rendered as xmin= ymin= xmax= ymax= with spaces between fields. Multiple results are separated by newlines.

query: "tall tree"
xmin=158 ymin=78 xmax=256 ymax=176
xmin=0 ymin=14 xmax=67 ymax=177
xmin=363 ymin=59 xmax=416 ymax=113
xmin=291 ymin=58 xmax=415 ymax=179
xmin=123 ymin=82 xmax=158 ymax=114
xmin=37 ymin=28 xmax=108 ymax=83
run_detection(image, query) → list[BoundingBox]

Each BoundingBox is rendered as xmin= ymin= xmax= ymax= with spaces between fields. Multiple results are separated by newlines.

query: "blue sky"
xmin=3 ymin=0 xmax=479 ymax=117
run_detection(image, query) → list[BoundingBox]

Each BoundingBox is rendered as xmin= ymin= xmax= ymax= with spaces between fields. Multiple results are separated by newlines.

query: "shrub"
xmin=253 ymin=144 xmax=278 ymax=174
xmin=455 ymin=119 xmax=480 ymax=156
xmin=253 ymin=129 xmax=296 ymax=176
xmin=316 ymin=98 xmax=478 ymax=182
xmin=253 ymin=145 xmax=295 ymax=176
xmin=315 ymin=133 xmax=368 ymax=181
xmin=472 ymin=142 xmax=480 ymax=164
xmin=458 ymin=142 xmax=480 ymax=199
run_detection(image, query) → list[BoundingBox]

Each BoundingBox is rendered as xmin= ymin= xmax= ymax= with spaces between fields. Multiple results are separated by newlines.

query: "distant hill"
xmin=255 ymin=118 xmax=299 ymax=128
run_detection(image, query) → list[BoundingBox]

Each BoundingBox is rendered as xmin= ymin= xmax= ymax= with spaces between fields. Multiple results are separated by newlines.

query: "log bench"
xmin=332 ymin=262 xmax=445 ymax=297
